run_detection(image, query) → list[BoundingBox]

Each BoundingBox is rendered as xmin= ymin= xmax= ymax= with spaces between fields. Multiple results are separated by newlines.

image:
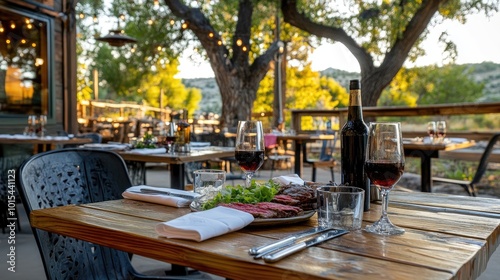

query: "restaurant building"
xmin=0 ymin=0 xmax=78 ymax=134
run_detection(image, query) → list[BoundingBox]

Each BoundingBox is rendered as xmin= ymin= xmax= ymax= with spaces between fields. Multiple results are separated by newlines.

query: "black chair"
xmin=303 ymin=131 xmax=338 ymax=182
xmin=432 ymin=133 xmax=500 ymax=196
xmin=16 ymin=148 xmax=183 ymax=280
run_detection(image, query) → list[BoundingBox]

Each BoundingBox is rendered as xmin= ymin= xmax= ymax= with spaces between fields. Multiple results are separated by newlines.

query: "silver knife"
xmin=248 ymin=226 xmax=333 ymax=257
xmin=262 ymin=229 xmax=349 ymax=263
xmin=137 ymin=188 xmax=197 ymax=200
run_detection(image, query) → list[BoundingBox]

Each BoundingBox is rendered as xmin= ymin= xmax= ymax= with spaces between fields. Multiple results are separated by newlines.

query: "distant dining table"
xmin=403 ymin=138 xmax=476 ymax=192
xmin=0 ymin=134 xmax=93 ymax=153
xmin=29 ymin=191 xmax=500 ymax=280
xmin=117 ymin=146 xmax=235 ymax=189
xmin=275 ymin=134 xmax=336 ymax=178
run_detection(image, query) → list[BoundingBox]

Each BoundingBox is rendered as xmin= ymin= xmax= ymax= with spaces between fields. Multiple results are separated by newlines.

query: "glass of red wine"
xmin=427 ymin=121 xmax=436 ymax=143
xmin=235 ymin=120 xmax=265 ymax=187
xmin=364 ymin=122 xmax=405 ymax=235
xmin=436 ymin=121 xmax=447 ymax=143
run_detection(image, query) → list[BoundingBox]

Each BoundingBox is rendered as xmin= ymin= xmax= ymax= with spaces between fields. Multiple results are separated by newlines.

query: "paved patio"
xmin=1 ymin=164 xmax=499 ymax=279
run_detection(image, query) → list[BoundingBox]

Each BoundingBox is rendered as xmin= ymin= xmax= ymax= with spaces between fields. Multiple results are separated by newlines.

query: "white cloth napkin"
xmin=129 ymin=148 xmax=166 ymax=154
xmin=122 ymin=185 xmax=197 ymax=207
xmin=155 ymin=206 xmax=254 ymax=242
xmin=272 ymin=174 xmax=305 ymax=185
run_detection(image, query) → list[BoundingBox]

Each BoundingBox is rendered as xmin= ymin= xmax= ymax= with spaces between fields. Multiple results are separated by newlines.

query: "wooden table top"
xmin=0 ymin=135 xmax=93 ymax=145
xmin=30 ymin=191 xmax=500 ymax=280
xmin=118 ymin=146 xmax=235 ymax=164
xmin=403 ymin=139 xmax=475 ymax=151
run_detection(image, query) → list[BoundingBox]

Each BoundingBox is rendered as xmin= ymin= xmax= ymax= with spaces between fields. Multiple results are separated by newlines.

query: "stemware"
xmin=364 ymin=122 xmax=405 ymax=235
xmin=39 ymin=115 xmax=47 ymax=137
xmin=234 ymin=120 xmax=265 ymax=187
xmin=436 ymin=121 xmax=447 ymax=143
xmin=426 ymin=121 xmax=436 ymax=143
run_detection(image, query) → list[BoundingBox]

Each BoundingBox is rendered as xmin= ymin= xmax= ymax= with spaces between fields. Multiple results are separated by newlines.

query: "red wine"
xmin=365 ymin=161 xmax=404 ymax=189
xmin=341 ymin=80 xmax=370 ymax=211
xmin=235 ymin=150 xmax=264 ymax=172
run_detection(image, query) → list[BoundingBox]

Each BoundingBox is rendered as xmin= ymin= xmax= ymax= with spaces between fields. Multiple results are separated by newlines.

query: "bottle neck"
xmin=347 ymin=89 xmax=364 ymax=121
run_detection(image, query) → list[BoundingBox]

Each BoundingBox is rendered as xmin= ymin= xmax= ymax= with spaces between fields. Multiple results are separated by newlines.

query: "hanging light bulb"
xmin=79 ymin=13 xmax=85 ymax=19
xmin=153 ymin=0 xmax=159 ymax=7
xmin=119 ymin=14 xmax=126 ymax=21
xmin=93 ymin=14 xmax=98 ymax=23
xmin=0 ymin=22 xmax=4 ymax=33
xmin=236 ymin=38 xmax=242 ymax=46
xmin=10 ymin=21 xmax=16 ymax=29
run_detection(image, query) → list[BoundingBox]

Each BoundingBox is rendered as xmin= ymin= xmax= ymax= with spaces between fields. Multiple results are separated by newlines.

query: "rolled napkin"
xmin=272 ymin=174 xmax=305 ymax=185
xmin=122 ymin=185 xmax=198 ymax=207
xmin=156 ymin=206 xmax=254 ymax=242
xmin=129 ymin=147 xmax=167 ymax=154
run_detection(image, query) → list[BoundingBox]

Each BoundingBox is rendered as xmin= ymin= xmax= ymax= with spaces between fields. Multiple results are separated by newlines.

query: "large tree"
xmin=281 ymin=0 xmax=499 ymax=106
xmin=163 ymin=0 xmax=287 ymax=128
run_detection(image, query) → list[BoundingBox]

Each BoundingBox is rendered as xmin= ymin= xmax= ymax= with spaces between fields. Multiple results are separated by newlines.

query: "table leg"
xmin=293 ymin=142 xmax=304 ymax=177
xmin=170 ymin=164 xmax=185 ymax=190
xmin=420 ymin=155 xmax=432 ymax=192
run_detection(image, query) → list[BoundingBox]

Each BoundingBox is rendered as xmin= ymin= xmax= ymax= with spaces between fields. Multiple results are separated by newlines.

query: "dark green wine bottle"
xmin=340 ymin=79 xmax=370 ymax=211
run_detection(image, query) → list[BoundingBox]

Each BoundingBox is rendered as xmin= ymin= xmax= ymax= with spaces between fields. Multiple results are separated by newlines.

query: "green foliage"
xmin=380 ymin=65 xmax=484 ymax=106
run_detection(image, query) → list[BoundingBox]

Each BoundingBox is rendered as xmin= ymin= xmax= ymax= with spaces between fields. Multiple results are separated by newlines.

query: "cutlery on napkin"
xmin=155 ymin=206 xmax=254 ymax=242
xmin=122 ymin=185 xmax=198 ymax=207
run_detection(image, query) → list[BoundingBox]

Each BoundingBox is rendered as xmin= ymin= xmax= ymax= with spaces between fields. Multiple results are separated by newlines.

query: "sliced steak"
xmin=219 ymin=203 xmax=275 ymax=219
xmin=255 ymin=202 xmax=303 ymax=218
xmin=271 ymin=194 xmax=300 ymax=206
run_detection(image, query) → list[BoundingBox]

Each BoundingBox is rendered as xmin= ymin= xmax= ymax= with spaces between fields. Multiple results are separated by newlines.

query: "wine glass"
xmin=436 ymin=121 xmax=446 ymax=143
xmin=364 ymin=122 xmax=405 ymax=235
xmin=427 ymin=121 xmax=436 ymax=143
xmin=235 ymin=120 xmax=265 ymax=187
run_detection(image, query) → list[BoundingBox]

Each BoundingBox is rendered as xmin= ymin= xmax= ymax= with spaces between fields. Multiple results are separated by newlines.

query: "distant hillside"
xmin=181 ymin=62 xmax=500 ymax=114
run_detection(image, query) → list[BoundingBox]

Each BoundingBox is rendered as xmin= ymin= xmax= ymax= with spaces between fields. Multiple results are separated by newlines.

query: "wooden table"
xmin=404 ymin=140 xmax=476 ymax=192
xmin=29 ymin=192 xmax=500 ymax=280
xmin=118 ymin=147 xmax=235 ymax=189
xmin=276 ymin=134 xmax=335 ymax=178
xmin=0 ymin=135 xmax=93 ymax=153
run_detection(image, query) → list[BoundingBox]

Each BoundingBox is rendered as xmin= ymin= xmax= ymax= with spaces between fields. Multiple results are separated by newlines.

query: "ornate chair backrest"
xmin=17 ymin=148 xmax=134 ymax=280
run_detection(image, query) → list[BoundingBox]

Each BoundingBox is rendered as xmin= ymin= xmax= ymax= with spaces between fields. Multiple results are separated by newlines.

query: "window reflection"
xmin=0 ymin=7 xmax=49 ymax=117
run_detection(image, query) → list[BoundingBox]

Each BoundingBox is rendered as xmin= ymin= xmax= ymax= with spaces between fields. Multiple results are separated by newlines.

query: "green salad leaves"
xmin=201 ymin=180 xmax=281 ymax=210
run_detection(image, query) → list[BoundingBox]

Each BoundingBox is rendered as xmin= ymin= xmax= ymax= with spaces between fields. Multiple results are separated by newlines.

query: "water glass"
xmin=316 ymin=186 xmax=365 ymax=231
xmin=192 ymin=169 xmax=226 ymax=210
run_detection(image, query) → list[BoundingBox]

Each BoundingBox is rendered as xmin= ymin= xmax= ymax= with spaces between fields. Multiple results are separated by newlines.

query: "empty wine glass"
xmin=436 ymin=121 xmax=446 ymax=143
xmin=364 ymin=122 xmax=405 ymax=235
xmin=235 ymin=120 xmax=265 ymax=187
xmin=427 ymin=121 xmax=436 ymax=143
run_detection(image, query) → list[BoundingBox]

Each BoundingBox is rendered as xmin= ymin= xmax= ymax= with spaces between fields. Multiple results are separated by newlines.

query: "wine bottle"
xmin=340 ymin=79 xmax=370 ymax=211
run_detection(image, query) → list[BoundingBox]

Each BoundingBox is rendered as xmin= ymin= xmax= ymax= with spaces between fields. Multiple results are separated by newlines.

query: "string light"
xmin=242 ymin=46 xmax=247 ymax=52
xmin=27 ymin=23 xmax=33 ymax=29
xmin=208 ymin=32 xmax=214 ymax=38
xmin=0 ymin=22 xmax=4 ymax=33
xmin=153 ymin=0 xmax=159 ymax=7
xmin=147 ymin=19 xmax=154 ymax=25
xmin=10 ymin=21 xmax=15 ymax=29
xmin=119 ymin=14 xmax=126 ymax=21
xmin=236 ymin=38 xmax=242 ymax=46
xmin=169 ymin=19 xmax=175 ymax=25
xmin=79 ymin=13 xmax=85 ymax=19
xmin=217 ymin=40 xmax=222 ymax=46
xmin=93 ymin=14 xmax=98 ymax=23
xmin=181 ymin=22 xmax=188 ymax=29
xmin=157 ymin=46 xmax=162 ymax=51
xmin=32 ymin=43 xmax=37 ymax=47
xmin=21 ymin=39 xmax=26 ymax=44
xmin=6 ymin=39 xmax=10 ymax=44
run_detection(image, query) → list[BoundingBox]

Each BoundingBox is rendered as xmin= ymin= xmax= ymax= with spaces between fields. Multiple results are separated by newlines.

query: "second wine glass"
xmin=364 ymin=122 xmax=405 ymax=235
xmin=235 ymin=120 xmax=265 ymax=187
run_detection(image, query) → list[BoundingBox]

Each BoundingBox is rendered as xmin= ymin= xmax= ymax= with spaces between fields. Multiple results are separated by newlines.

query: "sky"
xmin=176 ymin=11 xmax=500 ymax=79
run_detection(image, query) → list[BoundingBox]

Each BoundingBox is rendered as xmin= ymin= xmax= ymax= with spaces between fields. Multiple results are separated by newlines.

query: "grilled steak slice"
xmin=219 ymin=203 xmax=275 ymax=219
xmin=277 ymin=184 xmax=317 ymax=210
xmin=271 ymin=194 xmax=300 ymax=206
xmin=255 ymin=202 xmax=303 ymax=218
xmin=220 ymin=202 xmax=303 ymax=218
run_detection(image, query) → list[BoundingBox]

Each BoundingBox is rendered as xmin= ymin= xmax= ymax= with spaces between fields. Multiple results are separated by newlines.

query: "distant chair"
xmin=303 ymin=131 xmax=338 ymax=182
xmin=266 ymin=134 xmax=293 ymax=178
xmin=17 ymin=148 xmax=184 ymax=280
xmin=432 ymin=133 xmax=500 ymax=196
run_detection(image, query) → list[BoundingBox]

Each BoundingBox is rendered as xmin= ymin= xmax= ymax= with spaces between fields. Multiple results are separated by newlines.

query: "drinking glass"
xmin=436 ymin=121 xmax=446 ymax=143
xmin=39 ymin=115 xmax=47 ymax=137
xmin=364 ymin=122 xmax=405 ymax=235
xmin=235 ymin=120 xmax=265 ymax=187
xmin=427 ymin=121 xmax=436 ymax=143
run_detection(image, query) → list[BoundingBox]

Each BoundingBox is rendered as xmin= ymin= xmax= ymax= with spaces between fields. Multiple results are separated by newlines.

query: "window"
xmin=0 ymin=5 xmax=53 ymax=120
